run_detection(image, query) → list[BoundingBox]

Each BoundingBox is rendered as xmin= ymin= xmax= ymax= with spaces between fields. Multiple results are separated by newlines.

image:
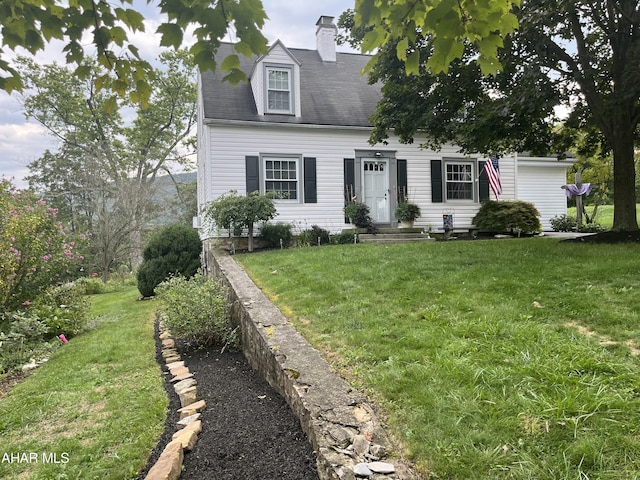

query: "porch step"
xmin=357 ymin=232 xmax=435 ymax=244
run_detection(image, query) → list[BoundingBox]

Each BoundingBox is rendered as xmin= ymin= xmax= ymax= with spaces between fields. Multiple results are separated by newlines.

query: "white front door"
xmin=362 ymin=159 xmax=390 ymax=223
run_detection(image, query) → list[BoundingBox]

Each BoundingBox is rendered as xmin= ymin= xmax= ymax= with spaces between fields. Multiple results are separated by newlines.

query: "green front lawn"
xmin=567 ymin=204 xmax=640 ymax=229
xmin=237 ymin=238 xmax=640 ymax=479
xmin=0 ymin=287 xmax=166 ymax=480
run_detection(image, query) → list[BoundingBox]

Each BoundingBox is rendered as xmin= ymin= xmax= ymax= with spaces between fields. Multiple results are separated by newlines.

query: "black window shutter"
xmin=344 ymin=158 xmax=355 ymax=222
xmin=397 ymin=159 xmax=408 ymax=202
xmin=478 ymin=160 xmax=489 ymax=202
xmin=245 ymin=156 xmax=260 ymax=194
xmin=303 ymin=157 xmax=317 ymax=203
xmin=431 ymin=160 xmax=443 ymax=203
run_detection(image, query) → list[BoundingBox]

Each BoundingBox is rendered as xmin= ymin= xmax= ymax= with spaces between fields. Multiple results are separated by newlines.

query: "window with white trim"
xmin=445 ymin=161 xmax=474 ymax=200
xmin=264 ymin=157 xmax=299 ymax=200
xmin=266 ymin=67 xmax=292 ymax=114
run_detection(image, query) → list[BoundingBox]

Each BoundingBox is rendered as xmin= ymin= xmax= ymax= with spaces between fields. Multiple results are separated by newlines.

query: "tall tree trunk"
xmin=611 ymin=128 xmax=638 ymax=231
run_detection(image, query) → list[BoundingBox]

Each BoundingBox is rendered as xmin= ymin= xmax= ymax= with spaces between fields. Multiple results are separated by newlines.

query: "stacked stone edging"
xmin=207 ymin=248 xmax=420 ymax=480
xmin=144 ymin=327 xmax=206 ymax=480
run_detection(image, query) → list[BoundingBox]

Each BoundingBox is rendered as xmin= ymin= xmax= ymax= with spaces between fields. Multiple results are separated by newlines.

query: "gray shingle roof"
xmin=200 ymin=43 xmax=381 ymax=127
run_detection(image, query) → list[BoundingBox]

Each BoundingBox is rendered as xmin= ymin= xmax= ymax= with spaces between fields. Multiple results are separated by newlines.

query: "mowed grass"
xmin=237 ymin=238 xmax=640 ymax=479
xmin=567 ymin=204 xmax=640 ymax=228
xmin=0 ymin=286 xmax=166 ymax=480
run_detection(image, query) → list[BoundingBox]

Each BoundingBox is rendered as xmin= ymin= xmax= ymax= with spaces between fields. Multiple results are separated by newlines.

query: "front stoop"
xmin=356 ymin=228 xmax=435 ymax=245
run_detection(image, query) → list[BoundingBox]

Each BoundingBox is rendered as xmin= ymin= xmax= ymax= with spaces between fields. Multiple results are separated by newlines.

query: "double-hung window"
xmin=266 ymin=66 xmax=292 ymax=114
xmin=264 ymin=157 xmax=299 ymax=200
xmin=445 ymin=161 xmax=474 ymax=201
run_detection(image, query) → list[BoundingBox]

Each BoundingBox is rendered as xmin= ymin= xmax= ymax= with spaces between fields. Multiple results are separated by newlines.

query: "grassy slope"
xmin=237 ymin=239 xmax=640 ymax=479
xmin=0 ymin=287 xmax=166 ymax=480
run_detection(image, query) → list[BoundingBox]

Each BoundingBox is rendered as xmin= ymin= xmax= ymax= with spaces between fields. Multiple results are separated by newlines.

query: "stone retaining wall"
xmin=205 ymin=246 xmax=419 ymax=480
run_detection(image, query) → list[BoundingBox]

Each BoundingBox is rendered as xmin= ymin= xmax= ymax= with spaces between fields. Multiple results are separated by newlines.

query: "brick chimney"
xmin=316 ymin=16 xmax=337 ymax=62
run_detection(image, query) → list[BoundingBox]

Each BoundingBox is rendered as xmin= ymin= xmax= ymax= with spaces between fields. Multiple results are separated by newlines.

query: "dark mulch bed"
xmin=561 ymin=230 xmax=640 ymax=243
xmin=138 ymin=323 xmax=319 ymax=480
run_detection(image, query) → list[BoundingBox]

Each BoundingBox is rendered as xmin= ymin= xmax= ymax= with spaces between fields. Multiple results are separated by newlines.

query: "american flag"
xmin=484 ymin=155 xmax=502 ymax=200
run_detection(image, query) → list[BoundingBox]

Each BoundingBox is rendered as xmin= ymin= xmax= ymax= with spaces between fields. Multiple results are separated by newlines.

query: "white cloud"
xmin=0 ymin=122 xmax=57 ymax=187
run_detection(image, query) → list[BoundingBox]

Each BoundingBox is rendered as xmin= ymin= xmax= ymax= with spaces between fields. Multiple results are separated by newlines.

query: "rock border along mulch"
xmin=144 ymin=325 xmax=206 ymax=480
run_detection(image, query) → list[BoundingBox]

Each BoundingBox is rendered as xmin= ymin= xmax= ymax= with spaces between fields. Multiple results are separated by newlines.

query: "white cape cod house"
xmin=196 ymin=16 xmax=573 ymax=238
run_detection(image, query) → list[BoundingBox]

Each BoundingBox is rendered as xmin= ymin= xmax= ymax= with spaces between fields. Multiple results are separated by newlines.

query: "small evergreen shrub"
xmin=333 ymin=231 xmax=356 ymax=244
xmin=76 ymin=277 xmax=106 ymax=295
xmin=155 ymin=272 xmax=236 ymax=348
xmin=472 ymin=200 xmax=541 ymax=234
xmin=550 ymin=214 xmax=577 ymax=232
xmin=30 ymin=282 xmax=90 ymax=338
xmin=577 ymin=222 xmax=607 ymax=233
xmin=259 ymin=222 xmax=293 ymax=248
xmin=137 ymin=223 xmax=202 ymax=297
xmin=295 ymin=225 xmax=331 ymax=246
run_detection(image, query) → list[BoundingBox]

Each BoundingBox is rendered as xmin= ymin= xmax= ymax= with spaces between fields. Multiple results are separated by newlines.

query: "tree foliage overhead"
xmin=0 ymin=0 xmax=269 ymax=102
xmin=343 ymin=1 xmax=640 ymax=232
xmin=354 ymin=0 xmax=520 ymax=76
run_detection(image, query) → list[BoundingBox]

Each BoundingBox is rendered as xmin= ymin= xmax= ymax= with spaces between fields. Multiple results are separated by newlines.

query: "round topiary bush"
xmin=137 ymin=224 xmax=202 ymax=297
xmin=472 ymin=200 xmax=541 ymax=234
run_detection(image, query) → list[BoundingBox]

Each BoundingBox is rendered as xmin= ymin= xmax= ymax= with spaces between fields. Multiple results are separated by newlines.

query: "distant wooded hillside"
xmin=147 ymin=171 xmax=197 ymax=227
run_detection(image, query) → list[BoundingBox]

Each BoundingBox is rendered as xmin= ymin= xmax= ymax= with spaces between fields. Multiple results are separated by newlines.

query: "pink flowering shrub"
xmin=0 ymin=179 xmax=84 ymax=310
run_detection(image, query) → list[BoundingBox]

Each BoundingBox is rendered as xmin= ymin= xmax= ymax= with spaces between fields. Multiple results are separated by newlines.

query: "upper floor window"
xmin=264 ymin=157 xmax=299 ymax=200
xmin=266 ymin=66 xmax=293 ymax=114
xmin=445 ymin=161 xmax=474 ymax=201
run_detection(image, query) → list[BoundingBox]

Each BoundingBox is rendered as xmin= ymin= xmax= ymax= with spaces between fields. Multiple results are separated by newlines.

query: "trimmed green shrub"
xmin=76 ymin=276 xmax=106 ymax=295
xmin=295 ymin=225 xmax=331 ymax=246
xmin=577 ymin=222 xmax=607 ymax=233
xmin=30 ymin=282 xmax=90 ymax=338
xmin=550 ymin=214 xmax=577 ymax=232
xmin=333 ymin=231 xmax=356 ymax=244
xmin=155 ymin=272 xmax=236 ymax=348
xmin=260 ymin=222 xmax=293 ymax=248
xmin=137 ymin=224 xmax=202 ymax=297
xmin=472 ymin=200 xmax=541 ymax=234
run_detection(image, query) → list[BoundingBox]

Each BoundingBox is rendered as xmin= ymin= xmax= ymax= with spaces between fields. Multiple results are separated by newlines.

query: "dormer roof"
xmin=200 ymin=42 xmax=382 ymax=127
xmin=249 ymin=39 xmax=301 ymax=79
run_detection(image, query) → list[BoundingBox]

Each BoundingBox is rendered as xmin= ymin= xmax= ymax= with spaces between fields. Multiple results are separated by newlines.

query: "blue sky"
xmin=0 ymin=0 xmax=356 ymax=187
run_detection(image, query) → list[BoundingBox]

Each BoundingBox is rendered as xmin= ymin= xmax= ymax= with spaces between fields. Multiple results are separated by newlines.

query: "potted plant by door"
xmin=344 ymin=201 xmax=371 ymax=228
xmin=395 ymin=202 xmax=421 ymax=228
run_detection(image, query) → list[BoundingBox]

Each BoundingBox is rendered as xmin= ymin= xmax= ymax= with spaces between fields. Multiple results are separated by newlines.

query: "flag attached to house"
xmin=484 ymin=155 xmax=502 ymax=200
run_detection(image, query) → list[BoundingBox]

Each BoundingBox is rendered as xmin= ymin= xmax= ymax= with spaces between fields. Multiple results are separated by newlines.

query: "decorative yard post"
xmin=562 ymin=173 xmax=591 ymax=229
xmin=575 ymin=172 xmax=583 ymax=227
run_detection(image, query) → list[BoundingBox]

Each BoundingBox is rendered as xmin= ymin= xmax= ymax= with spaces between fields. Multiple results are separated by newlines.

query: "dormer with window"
xmin=250 ymin=40 xmax=301 ymax=117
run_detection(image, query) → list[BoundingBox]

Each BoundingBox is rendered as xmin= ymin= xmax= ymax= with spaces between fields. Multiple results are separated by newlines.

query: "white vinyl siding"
xmin=198 ymin=124 xmax=570 ymax=236
xmin=517 ymin=157 xmax=572 ymax=230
